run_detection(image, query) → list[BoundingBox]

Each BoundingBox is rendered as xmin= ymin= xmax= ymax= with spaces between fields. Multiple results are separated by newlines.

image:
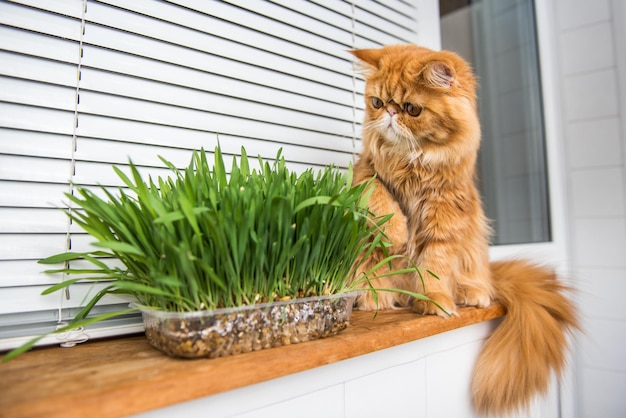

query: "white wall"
xmin=413 ymin=0 xmax=442 ymax=50
xmin=552 ymin=0 xmax=626 ymax=416
xmin=132 ymin=319 xmax=556 ymax=418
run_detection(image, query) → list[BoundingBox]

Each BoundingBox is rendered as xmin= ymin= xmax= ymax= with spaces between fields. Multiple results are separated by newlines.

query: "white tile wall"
xmin=236 ymin=385 xmax=346 ymax=418
xmin=555 ymin=0 xmax=611 ymax=30
xmin=571 ymin=218 xmax=626 ymax=268
xmin=579 ymin=368 xmax=626 ymax=417
xmin=569 ymin=168 xmax=625 ymax=217
xmin=576 ymin=267 xmax=626 ymax=321
xmin=424 ymin=340 xmax=483 ymax=417
xmin=344 ymin=358 xmax=427 ymax=417
xmin=566 ymin=117 xmax=622 ymax=168
xmin=559 ymin=22 xmax=615 ymax=75
xmin=580 ymin=317 xmax=626 ymax=372
xmin=562 ymin=70 xmax=620 ymax=121
xmin=554 ymin=0 xmax=626 ymax=416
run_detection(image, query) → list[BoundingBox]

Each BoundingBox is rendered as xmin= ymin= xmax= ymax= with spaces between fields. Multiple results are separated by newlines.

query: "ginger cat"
xmin=350 ymin=44 xmax=579 ymax=416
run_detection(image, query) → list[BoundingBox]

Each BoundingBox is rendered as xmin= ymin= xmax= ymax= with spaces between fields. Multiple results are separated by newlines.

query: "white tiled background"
xmin=555 ymin=0 xmax=626 ymax=416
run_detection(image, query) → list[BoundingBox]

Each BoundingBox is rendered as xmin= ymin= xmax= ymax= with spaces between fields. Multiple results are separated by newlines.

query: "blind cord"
xmin=58 ymin=0 xmax=89 ymax=347
xmin=350 ymin=0 xmax=358 ymax=163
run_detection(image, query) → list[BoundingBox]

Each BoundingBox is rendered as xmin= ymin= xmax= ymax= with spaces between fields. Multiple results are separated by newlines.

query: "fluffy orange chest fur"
xmin=365 ymin=132 xmax=483 ymax=251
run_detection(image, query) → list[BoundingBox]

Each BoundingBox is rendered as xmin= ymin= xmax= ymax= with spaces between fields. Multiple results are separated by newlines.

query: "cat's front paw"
xmin=411 ymin=292 xmax=456 ymax=317
xmin=455 ymin=286 xmax=492 ymax=308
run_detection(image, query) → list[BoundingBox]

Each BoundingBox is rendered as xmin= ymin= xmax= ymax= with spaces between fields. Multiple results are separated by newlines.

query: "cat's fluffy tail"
xmin=471 ymin=260 xmax=579 ymax=416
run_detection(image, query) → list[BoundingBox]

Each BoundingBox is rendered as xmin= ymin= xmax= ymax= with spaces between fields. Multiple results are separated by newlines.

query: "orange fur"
xmin=349 ymin=44 xmax=579 ymax=416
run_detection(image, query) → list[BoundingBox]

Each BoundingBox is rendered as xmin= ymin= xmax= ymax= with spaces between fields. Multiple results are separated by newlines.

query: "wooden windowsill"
xmin=0 ymin=304 xmax=504 ymax=418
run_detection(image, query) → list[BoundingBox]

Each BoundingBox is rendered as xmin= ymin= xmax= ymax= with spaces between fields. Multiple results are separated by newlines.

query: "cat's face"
xmin=351 ymin=45 xmax=481 ymax=164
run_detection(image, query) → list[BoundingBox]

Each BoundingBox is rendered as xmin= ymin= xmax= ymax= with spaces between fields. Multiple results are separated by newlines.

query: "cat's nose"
xmin=386 ymin=106 xmax=397 ymax=116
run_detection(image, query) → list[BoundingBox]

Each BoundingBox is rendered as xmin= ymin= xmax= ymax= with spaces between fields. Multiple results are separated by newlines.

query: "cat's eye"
xmin=371 ymin=97 xmax=383 ymax=109
xmin=403 ymin=102 xmax=423 ymax=117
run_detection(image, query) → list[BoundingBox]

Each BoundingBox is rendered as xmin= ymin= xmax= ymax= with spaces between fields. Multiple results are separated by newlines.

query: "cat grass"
xmin=3 ymin=146 xmax=410 ymax=360
xmin=43 ymin=146 xmax=397 ymax=309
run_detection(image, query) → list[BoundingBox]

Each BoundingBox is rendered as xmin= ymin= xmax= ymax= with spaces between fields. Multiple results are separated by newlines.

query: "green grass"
xmin=3 ymin=146 xmax=437 ymax=362
xmin=40 ymin=146 xmax=391 ymax=310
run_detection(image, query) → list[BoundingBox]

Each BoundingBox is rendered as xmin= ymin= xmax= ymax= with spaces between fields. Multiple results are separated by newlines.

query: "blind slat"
xmin=0 ymin=234 xmax=67 ymax=261
xmin=0 ymin=286 xmax=62 ymax=315
xmin=0 ymin=128 xmax=73 ymax=160
xmin=114 ymin=0 xmax=353 ymax=63
xmin=79 ymin=67 xmax=354 ymax=122
xmin=74 ymin=115 xmax=358 ymax=154
xmin=5 ymin=0 xmax=84 ymax=19
xmin=0 ymin=208 xmax=68 ymax=234
xmin=76 ymin=95 xmax=356 ymax=154
xmin=72 ymin=136 xmax=353 ymax=168
xmin=0 ymin=26 xmax=79 ymax=64
xmin=0 ymin=1 xmax=82 ymax=40
xmin=0 ymin=51 xmax=77 ymax=87
xmin=71 ymin=157 xmax=338 ymax=188
xmin=0 ymin=260 xmax=60 ymax=287
xmin=0 ymin=154 xmax=72 ymax=183
xmin=357 ymin=0 xmax=417 ymax=32
xmin=217 ymin=0 xmax=353 ymax=50
xmin=367 ymin=0 xmax=417 ymax=22
xmin=0 ymin=283 xmax=134 ymax=315
xmin=0 ymin=180 xmax=68 ymax=208
xmin=77 ymin=90 xmax=353 ymax=137
xmin=81 ymin=18 xmax=352 ymax=90
xmin=81 ymin=45 xmax=356 ymax=108
xmin=0 ymin=77 xmax=76 ymax=110
xmin=268 ymin=0 xmax=353 ymax=35
xmin=0 ymin=104 xmax=75 ymax=135
xmin=302 ymin=0 xmax=418 ymax=45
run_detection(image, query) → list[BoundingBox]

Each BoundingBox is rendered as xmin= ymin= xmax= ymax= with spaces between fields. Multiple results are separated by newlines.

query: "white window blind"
xmin=0 ymin=0 xmax=419 ymax=350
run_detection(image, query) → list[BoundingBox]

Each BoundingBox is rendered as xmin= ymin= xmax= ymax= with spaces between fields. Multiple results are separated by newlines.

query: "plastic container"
xmin=134 ymin=292 xmax=358 ymax=359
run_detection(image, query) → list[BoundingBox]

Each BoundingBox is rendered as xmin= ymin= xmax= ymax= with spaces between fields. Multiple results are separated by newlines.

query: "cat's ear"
xmin=348 ymin=48 xmax=383 ymax=70
xmin=421 ymin=61 xmax=456 ymax=89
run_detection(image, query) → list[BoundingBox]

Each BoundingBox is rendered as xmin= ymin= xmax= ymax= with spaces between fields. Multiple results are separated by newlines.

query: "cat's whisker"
xmin=362 ymin=119 xmax=383 ymax=133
